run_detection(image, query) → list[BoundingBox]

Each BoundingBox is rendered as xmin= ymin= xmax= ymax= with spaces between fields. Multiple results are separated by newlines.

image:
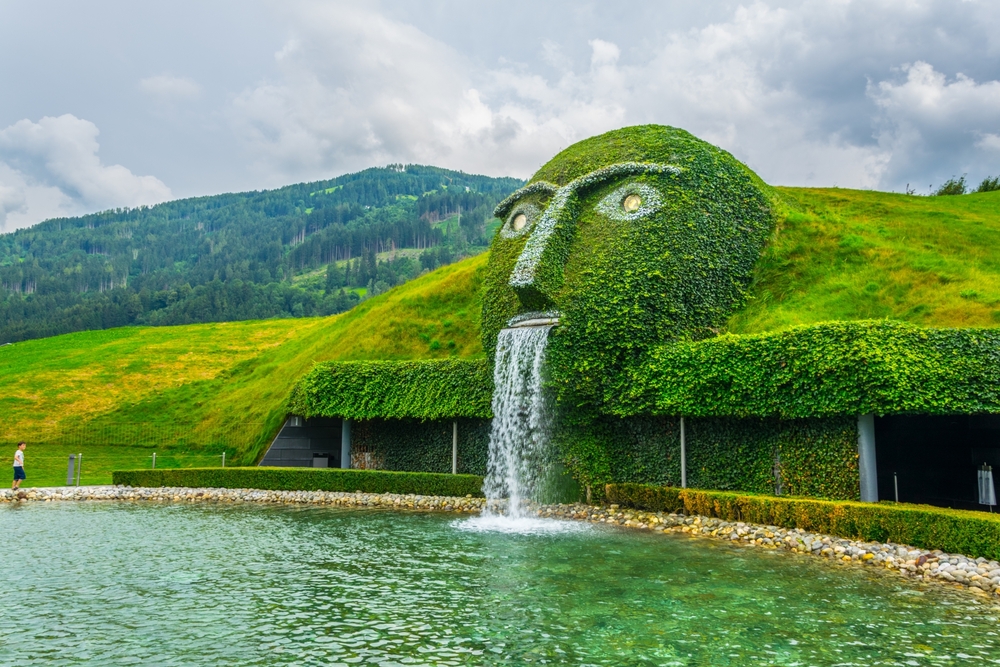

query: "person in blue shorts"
xmin=12 ymin=441 xmax=26 ymax=490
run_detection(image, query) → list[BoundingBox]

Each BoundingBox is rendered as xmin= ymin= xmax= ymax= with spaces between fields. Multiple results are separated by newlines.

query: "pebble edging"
xmin=0 ymin=486 xmax=485 ymax=512
xmin=538 ymin=502 xmax=1000 ymax=600
xmin=4 ymin=486 xmax=999 ymax=600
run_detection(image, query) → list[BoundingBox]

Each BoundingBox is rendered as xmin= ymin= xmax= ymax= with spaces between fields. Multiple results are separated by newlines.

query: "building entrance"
xmin=875 ymin=415 xmax=1000 ymax=511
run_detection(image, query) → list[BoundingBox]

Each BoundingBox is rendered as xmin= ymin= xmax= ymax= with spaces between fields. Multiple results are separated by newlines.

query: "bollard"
xmin=152 ymin=452 xmax=156 ymax=470
xmin=894 ymin=472 xmax=899 ymax=503
xmin=452 ymin=421 xmax=458 ymax=475
xmin=67 ymin=455 xmax=76 ymax=486
xmin=222 ymin=451 xmax=226 ymax=468
xmin=76 ymin=453 xmax=82 ymax=486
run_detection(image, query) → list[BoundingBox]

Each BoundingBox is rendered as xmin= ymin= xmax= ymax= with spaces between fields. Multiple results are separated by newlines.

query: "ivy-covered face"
xmin=481 ymin=125 xmax=776 ymax=405
xmin=493 ymin=163 xmax=681 ymax=314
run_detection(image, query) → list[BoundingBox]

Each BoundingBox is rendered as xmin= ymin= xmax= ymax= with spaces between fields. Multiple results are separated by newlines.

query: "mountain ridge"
xmin=0 ymin=164 xmax=523 ymax=343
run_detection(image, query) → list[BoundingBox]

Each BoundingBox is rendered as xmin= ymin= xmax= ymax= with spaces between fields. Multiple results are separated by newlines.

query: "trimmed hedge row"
xmin=288 ymin=359 xmax=493 ymax=420
xmin=113 ymin=467 xmax=484 ymax=497
xmin=606 ymin=482 xmax=1000 ymax=560
xmin=615 ymin=320 xmax=1000 ymax=418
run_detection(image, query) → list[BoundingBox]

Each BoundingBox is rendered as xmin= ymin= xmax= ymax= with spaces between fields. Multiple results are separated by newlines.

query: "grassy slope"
xmin=2 ymin=254 xmax=487 ymax=485
xmin=728 ymin=188 xmax=1000 ymax=333
xmin=6 ymin=187 xmax=1000 ymax=486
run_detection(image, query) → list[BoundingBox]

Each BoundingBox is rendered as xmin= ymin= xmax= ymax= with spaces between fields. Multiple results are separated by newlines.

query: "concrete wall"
xmin=259 ymin=416 xmax=342 ymax=468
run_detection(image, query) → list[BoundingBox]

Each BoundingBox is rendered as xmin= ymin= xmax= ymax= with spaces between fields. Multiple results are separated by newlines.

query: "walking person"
xmin=12 ymin=441 xmax=26 ymax=490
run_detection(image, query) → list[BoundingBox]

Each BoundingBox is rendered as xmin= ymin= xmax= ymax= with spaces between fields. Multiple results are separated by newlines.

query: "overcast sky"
xmin=1 ymin=0 xmax=999 ymax=230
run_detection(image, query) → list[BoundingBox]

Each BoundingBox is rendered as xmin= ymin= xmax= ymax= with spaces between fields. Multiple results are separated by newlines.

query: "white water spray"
xmin=482 ymin=325 xmax=554 ymax=519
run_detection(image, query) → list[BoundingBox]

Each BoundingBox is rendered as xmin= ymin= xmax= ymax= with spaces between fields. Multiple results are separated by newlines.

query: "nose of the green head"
xmin=507 ymin=187 xmax=578 ymax=312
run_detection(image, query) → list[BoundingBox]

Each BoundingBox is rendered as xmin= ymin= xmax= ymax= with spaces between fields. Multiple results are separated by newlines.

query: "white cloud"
xmin=979 ymin=134 xmax=1000 ymax=152
xmin=870 ymin=61 xmax=1000 ymax=188
xmin=0 ymin=168 xmax=27 ymax=222
xmin=228 ymin=0 xmax=1000 ymax=192
xmin=231 ymin=3 xmax=635 ymax=181
xmin=0 ymin=114 xmax=172 ymax=230
xmin=139 ymin=74 xmax=201 ymax=99
xmin=5 ymin=0 xmax=1000 ymax=201
xmin=229 ymin=1 xmax=897 ymax=187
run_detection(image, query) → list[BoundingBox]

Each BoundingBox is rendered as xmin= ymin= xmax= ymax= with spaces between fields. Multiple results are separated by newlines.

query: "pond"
xmin=2 ymin=502 xmax=998 ymax=666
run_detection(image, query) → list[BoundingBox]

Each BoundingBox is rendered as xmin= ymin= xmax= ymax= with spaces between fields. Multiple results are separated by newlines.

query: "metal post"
xmin=341 ymin=418 xmax=352 ymax=469
xmin=221 ymin=451 xmax=226 ymax=468
xmin=857 ymin=414 xmax=878 ymax=502
xmin=452 ymin=421 xmax=458 ymax=475
xmin=680 ymin=417 xmax=687 ymax=489
xmin=67 ymin=455 xmax=76 ymax=486
xmin=76 ymin=453 xmax=82 ymax=486
xmin=894 ymin=472 xmax=899 ymax=503
xmin=152 ymin=452 xmax=156 ymax=470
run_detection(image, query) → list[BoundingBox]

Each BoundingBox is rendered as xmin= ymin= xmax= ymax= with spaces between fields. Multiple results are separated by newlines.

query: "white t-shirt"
xmin=13 ymin=449 xmax=23 ymax=468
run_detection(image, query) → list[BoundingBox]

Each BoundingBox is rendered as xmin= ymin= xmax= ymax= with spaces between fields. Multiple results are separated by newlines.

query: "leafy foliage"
xmin=0 ymin=165 xmax=521 ymax=343
xmin=553 ymin=415 xmax=858 ymax=503
xmin=615 ymin=320 xmax=1000 ymax=418
xmin=934 ymin=176 xmax=967 ymax=195
xmin=353 ymin=418 xmax=490 ymax=476
xmin=606 ymin=483 xmax=1000 ymax=561
xmin=978 ymin=176 xmax=1000 ymax=193
xmin=482 ymin=126 xmax=777 ymax=371
xmin=289 ymin=359 xmax=493 ymax=420
xmin=113 ymin=467 xmax=484 ymax=497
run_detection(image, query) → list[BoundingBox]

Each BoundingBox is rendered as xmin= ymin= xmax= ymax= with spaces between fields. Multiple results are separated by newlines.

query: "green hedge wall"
xmin=606 ymin=483 xmax=1000 ymax=560
xmin=555 ymin=415 xmax=859 ymax=502
xmin=353 ymin=418 xmax=490 ymax=476
xmin=615 ymin=320 xmax=1000 ymax=418
xmin=113 ymin=467 xmax=484 ymax=497
xmin=289 ymin=359 xmax=492 ymax=420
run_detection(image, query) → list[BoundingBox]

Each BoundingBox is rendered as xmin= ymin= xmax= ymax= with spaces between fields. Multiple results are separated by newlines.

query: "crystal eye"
xmin=500 ymin=204 xmax=539 ymax=238
xmin=596 ymin=184 xmax=663 ymax=221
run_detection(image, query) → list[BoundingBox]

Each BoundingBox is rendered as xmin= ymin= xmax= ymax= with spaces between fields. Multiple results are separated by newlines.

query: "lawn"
xmin=728 ymin=188 xmax=1000 ymax=333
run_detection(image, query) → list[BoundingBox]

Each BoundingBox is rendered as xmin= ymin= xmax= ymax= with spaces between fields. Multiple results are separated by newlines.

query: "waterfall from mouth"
xmin=482 ymin=325 xmax=554 ymax=518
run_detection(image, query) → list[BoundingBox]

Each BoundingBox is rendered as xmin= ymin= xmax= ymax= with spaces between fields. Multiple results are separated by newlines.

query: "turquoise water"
xmin=2 ymin=503 xmax=999 ymax=666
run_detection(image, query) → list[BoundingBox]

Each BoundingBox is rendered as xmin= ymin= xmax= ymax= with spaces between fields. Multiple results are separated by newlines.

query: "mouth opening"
xmin=507 ymin=311 xmax=561 ymax=328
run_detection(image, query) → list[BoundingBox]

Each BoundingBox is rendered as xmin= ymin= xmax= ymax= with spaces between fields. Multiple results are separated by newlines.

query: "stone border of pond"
xmin=0 ymin=486 xmax=485 ymax=512
xmin=5 ymin=485 xmax=999 ymax=600
xmin=541 ymin=503 xmax=1000 ymax=600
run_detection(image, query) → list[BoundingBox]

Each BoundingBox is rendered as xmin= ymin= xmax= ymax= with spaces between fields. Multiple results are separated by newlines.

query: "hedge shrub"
xmin=606 ymin=483 xmax=1000 ymax=560
xmin=614 ymin=320 xmax=1000 ymax=418
xmin=289 ymin=359 xmax=492 ymax=420
xmin=353 ymin=417 xmax=490 ymax=476
xmin=113 ymin=467 xmax=484 ymax=497
xmin=555 ymin=414 xmax=859 ymax=504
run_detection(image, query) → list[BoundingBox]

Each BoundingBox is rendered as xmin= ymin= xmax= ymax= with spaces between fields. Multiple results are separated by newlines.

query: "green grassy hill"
xmin=728 ymin=188 xmax=1000 ymax=333
xmin=1 ymin=254 xmax=487 ymax=485
xmin=5 ymin=187 xmax=1000 ymax=486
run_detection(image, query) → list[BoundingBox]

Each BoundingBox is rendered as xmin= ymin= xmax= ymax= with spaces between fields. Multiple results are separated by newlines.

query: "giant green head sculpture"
xmin=482 ymin=125 xmax=776 ymax=407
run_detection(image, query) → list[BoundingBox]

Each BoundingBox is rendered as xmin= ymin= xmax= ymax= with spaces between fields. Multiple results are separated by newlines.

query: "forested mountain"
xmin=0 ymin=165 xmax=522 ymax=343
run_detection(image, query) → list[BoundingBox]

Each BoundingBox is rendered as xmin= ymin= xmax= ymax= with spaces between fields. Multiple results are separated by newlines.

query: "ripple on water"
xmin=2 ymin=501 xmax=999 ymax=666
